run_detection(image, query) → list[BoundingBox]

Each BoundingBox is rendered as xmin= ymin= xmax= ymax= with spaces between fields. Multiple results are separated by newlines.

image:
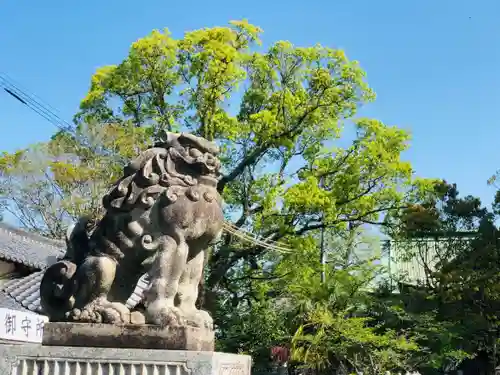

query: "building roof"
xmin=2 ymin=270 xmax=149 ymax=314
xmin=0 ymin=291 xmax=31 ymax=312
xmin=0 ymin=223 xmax=65 ymax=270
xmin=0 ymin=222 xmax=152 ymax=314
xmin=0 ymin=223 xmax=66 ymax=312
xmin=386 ymin=236 xmax=473 ymax=286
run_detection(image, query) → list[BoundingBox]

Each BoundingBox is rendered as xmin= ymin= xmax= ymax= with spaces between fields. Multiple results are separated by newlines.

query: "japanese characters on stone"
xmin=0 ymin=308 xmax=48 ymax=343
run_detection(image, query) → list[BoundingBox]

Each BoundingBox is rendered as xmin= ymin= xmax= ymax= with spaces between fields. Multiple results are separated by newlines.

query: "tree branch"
xmin=335 ymin=175 xmax=386 ymax=207
xmin=218 ymin=86 xmax=332 ymax=193
xmin=217 ymin=146 xmax=267 ymax=193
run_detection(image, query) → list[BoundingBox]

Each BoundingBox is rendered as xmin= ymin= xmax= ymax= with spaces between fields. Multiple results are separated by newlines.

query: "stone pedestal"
xmin=0 ymin=344 xmax=251 ymax=375
xmin=43 ymin=322 xmax=215 ymax=351
xmin=0 ymin=322 xmax=251 ymax=375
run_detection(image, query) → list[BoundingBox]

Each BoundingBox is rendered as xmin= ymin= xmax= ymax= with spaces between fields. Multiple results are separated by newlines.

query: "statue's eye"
xmin=189 ymin=148 xmax=202 ymax=158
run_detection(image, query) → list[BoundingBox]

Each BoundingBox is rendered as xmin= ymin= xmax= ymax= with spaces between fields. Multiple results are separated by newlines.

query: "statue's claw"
xmin=67 ymin=298 xmax=131 ymax=324
xmin=145 ymin=299 xmax=185 ymax=327
xmin=184 ymin=309 xmax=213 ymax=330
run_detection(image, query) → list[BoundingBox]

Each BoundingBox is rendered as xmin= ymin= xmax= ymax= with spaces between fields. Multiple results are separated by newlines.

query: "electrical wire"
xmin=0 ymin=72 xmax=74 ymax=132
xmin=0 ymin=73 xmax=117 ymax=158
xmin=1 ymin=76 xmax=70 ymax=133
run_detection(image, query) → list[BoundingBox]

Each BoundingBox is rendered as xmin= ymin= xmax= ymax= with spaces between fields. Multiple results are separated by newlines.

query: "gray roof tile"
xmin=0 ymin=291 xmax=31 ymax=312
xmin=2 ymin=271 xmax=149 ymax=314
xmin=0 ymin=223 xmax=151 ymax=314
xmin=0 ymin=223 xmax=65 ymax=269
xmin=3 ymin=272 xmax=44 ymax=312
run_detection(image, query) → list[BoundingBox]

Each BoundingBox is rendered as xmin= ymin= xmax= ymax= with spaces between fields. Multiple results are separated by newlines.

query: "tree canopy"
xmin=0 ymin=20 xmax=457 ymax=374
xmin=378 ymin=181 xmax=500 ymax=374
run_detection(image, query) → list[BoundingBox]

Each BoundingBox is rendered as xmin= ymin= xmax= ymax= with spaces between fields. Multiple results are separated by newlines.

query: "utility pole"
xmin=492 ymin=327 xmax=498 ymax=375
xmin=320 ymin=176 xmax=326 ymax=284
xmin=320 ymin=216 xmax=326 ymax=284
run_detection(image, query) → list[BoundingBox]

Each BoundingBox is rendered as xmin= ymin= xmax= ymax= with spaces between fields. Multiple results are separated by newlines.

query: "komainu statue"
xmin=40 ymin=132 xmax=223 ymax=329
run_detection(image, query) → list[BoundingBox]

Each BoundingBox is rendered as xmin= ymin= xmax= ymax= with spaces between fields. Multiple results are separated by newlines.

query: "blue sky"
xmin=0 ymin=0 xmax=499 ymax=208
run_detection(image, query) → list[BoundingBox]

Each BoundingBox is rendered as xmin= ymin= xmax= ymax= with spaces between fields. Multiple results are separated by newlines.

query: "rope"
xmin=222 ymin=221 xmax=294 ymax=254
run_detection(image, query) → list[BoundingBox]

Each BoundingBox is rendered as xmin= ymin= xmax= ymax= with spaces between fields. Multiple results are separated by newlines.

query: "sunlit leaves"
xmin=292 ymin=307 xmax=419 ymax=374
xmin=72 ymin=20 xmax=434 ymax=249
xmin=0 ymin=20 xmax=443 ymax=370
xmin=0 ymin=121 xmax=152 ymax=237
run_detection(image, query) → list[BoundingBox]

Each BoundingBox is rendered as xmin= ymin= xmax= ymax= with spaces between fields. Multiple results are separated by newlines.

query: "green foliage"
xmin=215 ymin=299 xmax=289 ymax=366
xmin=0 ymin=121 xmax=151 ymax=237
xmin=383 ymin=182 xmax=500 ymax=373
xmin=0 ymin=20 xmax=441 ymax=371
xmin=292 ymin=307 xmax=419 ymax=374
xmin=369 ymin=286 xmax=473 ymax=373
xmin=72 ymin=20 xmax=435 ymax=254
xmin=388 ymin=180 xmax=487 ymax=237
xmin=284 ymin=229 xmax=418 ymax=374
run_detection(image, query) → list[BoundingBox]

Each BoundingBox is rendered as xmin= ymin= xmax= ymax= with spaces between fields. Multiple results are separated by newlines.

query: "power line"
xmin=0 ymin=73 xmax=74 ymax=134
xmin=0 ymin=72 xmax=72 ymax=128
xmin=0 ymin=72 xmax=122 ymax=161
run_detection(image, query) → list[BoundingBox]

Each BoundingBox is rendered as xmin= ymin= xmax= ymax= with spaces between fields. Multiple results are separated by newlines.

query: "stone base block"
xmin=0 ymin=344 xmax=251 ymax=375
xmin=42 ymin=322 xmax=214 ymax=351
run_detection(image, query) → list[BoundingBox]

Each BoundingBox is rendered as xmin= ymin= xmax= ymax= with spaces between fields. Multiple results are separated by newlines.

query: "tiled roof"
xmin=2 ymin=271 xmax=149 ymax=314
xmin=0 ymin=223 xmax=65 ymax=269
xmin=2 ymin=272 xmax=45 ymax=313
xmin=0 ymin=291 xmax=31 ymax=312
xmin=0 ymin=223 xmax=151 ymax=314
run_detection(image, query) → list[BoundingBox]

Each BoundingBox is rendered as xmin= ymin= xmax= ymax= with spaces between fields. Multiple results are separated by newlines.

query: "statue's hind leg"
xmin=176 ymin=250 xmax=213 ymax=329
xmin=66 ymin=255 xmax=131 ymax=324
xmin=144 ymin=233 xmax=188 ymax=326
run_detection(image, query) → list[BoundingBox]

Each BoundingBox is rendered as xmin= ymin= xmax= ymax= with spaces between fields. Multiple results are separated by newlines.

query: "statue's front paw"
xmin=196 ymin=309 xmax=213 ymax=330
xmin=67 ymin=299 xmax=131 ymax=324
xmin=183 ymin=308 xmax=213 ymax=330
xmin=146 ymin=299 xmax=185 ymax=327
xmin=98 ymin=301 xmax=131 ymax=324
xmin=67 ymin=306 xmax=102 ymax=323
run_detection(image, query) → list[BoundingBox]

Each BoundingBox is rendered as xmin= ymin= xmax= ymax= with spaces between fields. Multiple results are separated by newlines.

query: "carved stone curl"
xmin=40 ymin=132 xmax=223 ymax=330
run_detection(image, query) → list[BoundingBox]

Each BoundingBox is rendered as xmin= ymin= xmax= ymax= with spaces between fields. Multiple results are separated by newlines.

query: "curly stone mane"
xmin=86 ymin=132 xmax=222 ymax=260
xmin=103 ymin=132 xmax=221 ymax=215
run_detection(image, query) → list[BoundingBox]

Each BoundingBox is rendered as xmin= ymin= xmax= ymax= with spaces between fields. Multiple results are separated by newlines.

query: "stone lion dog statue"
xmin=40 ymin=132 xmax=223 ymax=330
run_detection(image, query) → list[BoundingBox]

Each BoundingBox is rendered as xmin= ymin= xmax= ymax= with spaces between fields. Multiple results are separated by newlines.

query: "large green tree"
xmin=0 ymin=21 xmax=437 ymax=365
xmin=71 ymin=19 xmax=434 ymax=305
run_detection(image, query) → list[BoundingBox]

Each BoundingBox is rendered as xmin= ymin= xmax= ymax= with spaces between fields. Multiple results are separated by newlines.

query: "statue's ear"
xmin=155 ymin=130 xmax=179 ymax=146
xmin=178 ymin=133 xmax=220 ymax=155
xmin=65 ymin=217 xmax=91 ymax=262
xmin=65 ymin=222 xmax=76 ymax=248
